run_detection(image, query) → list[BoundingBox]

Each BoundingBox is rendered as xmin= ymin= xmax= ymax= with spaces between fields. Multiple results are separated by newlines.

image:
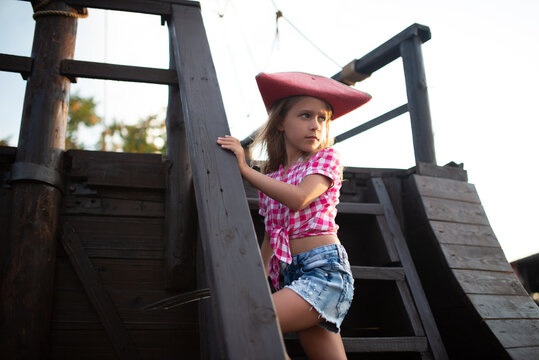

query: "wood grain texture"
xmin=440 ymin=243 xmax=512 ymax=272
xmin=452 ymin=269 xmax=528 ymax=296
xmin=506 ymin=346 xmax=539 ymax=360
xmin=485 ymin=319 xmax=539 ymax=348
xmin=429 ymin=221 xmax=499 ymax=246
xmin=414 ymin=175 xmax=479 ymax=203
xmin=468 ymin=294 xmax=539 ymax=319
xmin=421 ymin=196 xmax=490 ymax=225
xmin=61 ymin=223 xmax=140 ymax=359
xmin=169 ymin=5 xmax=285 ymax=359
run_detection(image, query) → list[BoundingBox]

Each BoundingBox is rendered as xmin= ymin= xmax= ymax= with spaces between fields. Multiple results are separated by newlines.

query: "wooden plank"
xmin=342 ymin=336 xmax=428 ymax=353
xmin=351 ymin=266 xmax=405 ymax=280
xmin=401 ymin=34 xmax=436 ymax=164
xmin=163 ymin=29 xmax=196 ymax=288
xmin=452 ymin=269 xmax=528 ymax=296
xmin=375 ymin=215 xmax=400 ymax=262
xmin=60 ymin=59 xmax=177 ymax=85
xmin=371 ymin=178 xmax=448 ymax=360
xmin=62 ymin=196 xmax=164 ymax=217
xmin=61 ymin=0 xmax=199 ymax=15
xmin=0 ymin=53 xmax=32 ymax=78
xmin=338 ymin=202 xmax=385 ymax=215
xmin=421 ymin=197 xmax=490 ymax=225
xmin=414 ymin=163 xmax=468 ymax=182
xmin=67 ymin=150 xmax=165 ymax=189
xmin=485 ymin=319 xmax=539 ymax=348
xmin=506 ymin=346 xmax=539 ymax=360
xmin=331 ymin=23 xmax=431 ymax=81
xmin=169 ymin=5 xmax=285 ymax=359
xmin=429 ymin=221 xmax=499 ymax=247
xmin=58 ymin=216 xmax=164 ymax=258
xmin=414 ymin=175 xmax=479 ymax=203
xmin=61 ymin=223 xmax=140 ymax=359
xmin=440 ymin=243 xmax=513 ymax=272
xmin=468 ymin=294 xmax=539 ymax=319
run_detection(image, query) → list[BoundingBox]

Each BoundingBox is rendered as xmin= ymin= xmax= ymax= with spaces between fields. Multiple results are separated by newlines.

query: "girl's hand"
xmin=217 ymin=135 xmax=248 ymax=175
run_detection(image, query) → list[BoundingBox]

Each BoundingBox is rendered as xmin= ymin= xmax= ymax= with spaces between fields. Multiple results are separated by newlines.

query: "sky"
xmin=1 ymin=0 xmax=538 ymax=262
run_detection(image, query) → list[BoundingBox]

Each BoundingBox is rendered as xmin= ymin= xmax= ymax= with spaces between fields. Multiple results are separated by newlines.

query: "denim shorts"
xmin=282 ymin=244 xmax=354 ymax=333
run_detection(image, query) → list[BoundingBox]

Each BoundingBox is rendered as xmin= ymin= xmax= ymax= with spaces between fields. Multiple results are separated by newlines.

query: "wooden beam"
xmin=1 ymin=3 xmax=76 ymax=357
xmin=332 ymin=23 xmax=431 ymax=82
xmin=60 ymin=59 xmax=177 ymax=84
xmin=0 ymin=53 xmax=32 ymax=79
xmin=401 ymin=34 xmax=436 ymax=164
xmin=169 ymin=4 xmax=286 ymax=358
xmin=163 ymin=27 xmax=196 ymax=289
xmin=61 ymin=223 xmax=140 ymax=359
xmin=20 ymin=0 xmax=201 ymax=16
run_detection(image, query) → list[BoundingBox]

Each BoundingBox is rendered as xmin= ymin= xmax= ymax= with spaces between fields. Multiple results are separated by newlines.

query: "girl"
xmin=217 ymin=72 xmax=371 ymax=359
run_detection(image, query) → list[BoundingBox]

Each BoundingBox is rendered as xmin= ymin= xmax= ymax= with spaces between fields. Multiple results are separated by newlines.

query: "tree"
xmin=67 ymin=94 xmax=102 ymax=150
xmin=67 ymin=93 xmax=166 ymax=153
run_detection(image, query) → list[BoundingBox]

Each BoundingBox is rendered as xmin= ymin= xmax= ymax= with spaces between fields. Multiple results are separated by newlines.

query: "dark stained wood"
xmin=342 ymin=336 xmax=428 ymax=353
xmin=61 ymin=223 xmax=140 ymax=359
xmin=60 ymin=59 xmax=177 ymax=84
xmin=337 ymin=202 xmax=384 ymax=215
xmin=485 ymin=319 xmax=539 ymax=348
xmin=468 ymin=294 xmax=539 ymax=319
xmin=414 ymin=175 xmax=479 ymax=203
xmin=67 ymin=150 xmax=165 ymax=189
xmin=429 ymin=221 xmax=499 ymax=247
xmin=62 ymin=0 xmax=200 ymax=15
xmin=452 ymin=269 xmax=528 ymax=296
xmin=169 ymin=4 xmax=285 ymax=358
xmin=372 ymin=178 xmax=448 ymax=359
xmin=62 ymin=196 xmax=164 ymax=217
xmin=400 ymin=35 xmax=436 ymax=164
xmin=163 ymin=27 xmax=196 ymax=289
xmin=351 ymin=266 xmax=405 ymax=281
xmin=506 ymin=346 xmax=539 ymax=360
xmin=440 ymin=243 xmax=513 ymax=272
xmin=332 ymin=23 xmax=431 ymax=82
xmin=0 ymin=53 xmax=32 ymax=79
xmin=334 ymin=104 xmax=409 ymax=144
xmin=0 ymin=5 xmax=77 ymax=357
xmin=421 ymin=197 xmax=490 ymax=225
xmin=414 ymin=162 xmax=468 ymax=182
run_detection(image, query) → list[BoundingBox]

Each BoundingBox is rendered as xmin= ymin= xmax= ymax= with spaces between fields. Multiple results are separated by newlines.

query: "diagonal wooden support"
xmin=168 ymin=3 xmax=285 ymax=359
xmin=61 ymin=222 xmax=140 ymax=360
xmin=371 ymin=178 xmax=448 ymax=360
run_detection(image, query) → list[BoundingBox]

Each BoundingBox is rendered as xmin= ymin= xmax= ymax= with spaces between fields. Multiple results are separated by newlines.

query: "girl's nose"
xmin=311 ymin=119 xmax=321 ymax=130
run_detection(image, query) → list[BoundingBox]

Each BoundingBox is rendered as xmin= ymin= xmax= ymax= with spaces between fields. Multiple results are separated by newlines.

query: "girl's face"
xmin=278 ymin=96 xmax=331 ymax=161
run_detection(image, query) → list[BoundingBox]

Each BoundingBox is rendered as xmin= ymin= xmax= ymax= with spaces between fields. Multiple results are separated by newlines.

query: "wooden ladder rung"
xmin=342 ymin=336 xmax=429 ymax=353
xmin=351 ymin=266 xmax=405 ymax=281
xmin=246 ymin=197 xmax=384 ymax=215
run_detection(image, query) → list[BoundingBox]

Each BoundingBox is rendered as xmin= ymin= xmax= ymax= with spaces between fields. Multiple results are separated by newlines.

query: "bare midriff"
xmin=289 ymin=234 xmax=341 ymax=255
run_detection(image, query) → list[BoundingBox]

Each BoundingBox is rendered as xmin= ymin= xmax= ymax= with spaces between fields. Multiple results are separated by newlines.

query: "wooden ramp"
xmin=403 ymin=172 xmax=539 ymax=359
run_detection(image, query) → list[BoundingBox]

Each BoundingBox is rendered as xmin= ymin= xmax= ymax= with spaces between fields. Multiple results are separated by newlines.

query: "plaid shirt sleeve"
xmin=304 ymin=148 xmax=342 ymax=187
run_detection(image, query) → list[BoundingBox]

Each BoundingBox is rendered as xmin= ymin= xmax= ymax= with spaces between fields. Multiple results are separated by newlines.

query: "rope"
xmin=32 ymin=0 xmax=88 ymax=20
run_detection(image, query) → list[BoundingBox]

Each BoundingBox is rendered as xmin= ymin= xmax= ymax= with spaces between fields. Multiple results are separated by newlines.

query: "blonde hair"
xmin=253 ymin=96 xmax=334 ymax=174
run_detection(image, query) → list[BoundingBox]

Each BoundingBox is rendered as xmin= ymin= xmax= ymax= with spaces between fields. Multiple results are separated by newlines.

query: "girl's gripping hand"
xmin=217 ymin=135 xmax=248 ymax=174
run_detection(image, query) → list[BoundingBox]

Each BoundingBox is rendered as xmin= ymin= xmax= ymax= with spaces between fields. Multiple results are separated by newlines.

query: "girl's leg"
xmin=272 ymin=288 xmax=322 ymax=334
xmin=297 ymin=326 xmax=347 ymax=360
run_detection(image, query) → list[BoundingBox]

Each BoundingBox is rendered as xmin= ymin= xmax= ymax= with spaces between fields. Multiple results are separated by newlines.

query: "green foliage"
xmin=0 ymin=137 xmax=11 ymax=146
xmin=67 ymin=94 xmax=102 ymax=150
xmin=67 ymin=93 xmax=166 ymax=153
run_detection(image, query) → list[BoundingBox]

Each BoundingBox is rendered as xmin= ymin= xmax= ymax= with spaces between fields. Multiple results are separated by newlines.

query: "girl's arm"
xmin=217 ymin=136 xmax=331 ymax=211
xmin=260 ymin=232 xmax=272 ymax=277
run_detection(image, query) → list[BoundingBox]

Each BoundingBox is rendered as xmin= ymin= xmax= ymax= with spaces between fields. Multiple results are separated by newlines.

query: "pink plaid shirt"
xmin=258 ymin=148 xmax=342 ymax=290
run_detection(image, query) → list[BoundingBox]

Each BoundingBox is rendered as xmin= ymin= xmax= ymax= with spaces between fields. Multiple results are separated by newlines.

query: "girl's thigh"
xmin=272 ymin=288 xmax=322 ymax=334
xmin=297 ymin=325 xmax=347 ymax=360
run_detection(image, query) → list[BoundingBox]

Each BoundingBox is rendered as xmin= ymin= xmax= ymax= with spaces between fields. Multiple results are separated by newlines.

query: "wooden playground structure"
xmin=1 ymin=1 xmax=538 ymax=359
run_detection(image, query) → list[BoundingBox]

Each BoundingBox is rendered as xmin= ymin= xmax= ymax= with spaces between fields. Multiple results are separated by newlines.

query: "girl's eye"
xmin=318 ymin=116 xmax=327 ymax=123
xmin=301 ymin=113 xmax=310 ymax=119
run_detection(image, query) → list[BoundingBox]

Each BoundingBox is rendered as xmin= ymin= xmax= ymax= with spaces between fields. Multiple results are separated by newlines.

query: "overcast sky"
xmin=1 ymin=0 xmax=538 ymax=261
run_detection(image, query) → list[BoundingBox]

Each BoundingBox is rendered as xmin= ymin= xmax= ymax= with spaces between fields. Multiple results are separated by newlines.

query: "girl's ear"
xmin=277 ymin=120 xmax=284 ymax=132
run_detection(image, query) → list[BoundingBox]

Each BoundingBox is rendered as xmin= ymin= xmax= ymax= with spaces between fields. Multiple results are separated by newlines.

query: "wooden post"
xmin=163 ymin=27 xmax=196 ymax=289
xmin=0 ymin=2 xmax=77 ymax=357
xmin=400 ymin=35 xmax=437 ymax=165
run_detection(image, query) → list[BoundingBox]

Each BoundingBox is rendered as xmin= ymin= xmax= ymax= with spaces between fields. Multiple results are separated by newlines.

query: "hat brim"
xmin=256 ymin=72 xmax=371 ymax=120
